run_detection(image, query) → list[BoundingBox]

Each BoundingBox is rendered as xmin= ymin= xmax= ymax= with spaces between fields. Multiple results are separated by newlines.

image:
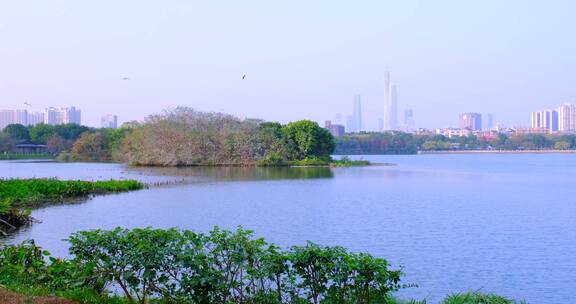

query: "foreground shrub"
xmin=0 ymin=228 xmax=527 ymax=304
xmin=67 ymin=227 xmax=406 ymax=303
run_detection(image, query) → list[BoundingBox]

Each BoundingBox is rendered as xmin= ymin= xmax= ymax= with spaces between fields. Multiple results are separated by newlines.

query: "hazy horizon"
xmin=1 ymin=1 xmax=575 ymax=129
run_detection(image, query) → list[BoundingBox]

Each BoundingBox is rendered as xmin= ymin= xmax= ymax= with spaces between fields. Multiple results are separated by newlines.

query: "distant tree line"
xmin=5 ymin=110 xmax=575 ymax=161
xmin=335 ymin=132 xmax=576 ymax=154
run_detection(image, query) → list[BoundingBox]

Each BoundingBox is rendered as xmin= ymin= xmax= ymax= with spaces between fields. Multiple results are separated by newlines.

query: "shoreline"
xmin=418 ymin=149 xmax=576 ymax=154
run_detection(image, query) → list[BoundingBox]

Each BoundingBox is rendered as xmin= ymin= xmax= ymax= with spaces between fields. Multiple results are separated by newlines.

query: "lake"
xmin=1 ymin=154 xmax=575 ymax=303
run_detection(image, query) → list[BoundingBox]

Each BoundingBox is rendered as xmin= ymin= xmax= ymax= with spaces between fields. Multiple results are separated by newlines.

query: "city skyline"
xmin=1 ymin=1 xmax=576 ymax=128
xmin=0 ymin=106 xmax=81 ymax=130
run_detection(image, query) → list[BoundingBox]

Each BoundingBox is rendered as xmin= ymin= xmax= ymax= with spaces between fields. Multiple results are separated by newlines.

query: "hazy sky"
xmin=1 ymin=1 xmax=575 ymax=129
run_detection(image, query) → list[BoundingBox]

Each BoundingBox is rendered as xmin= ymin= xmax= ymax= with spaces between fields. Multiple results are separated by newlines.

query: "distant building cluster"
xmin=324 ymin=120 xmax=345 ymax=137
xmin=531 ymin=103 xmax=575 ymax=133
xmin=101 ymin=114 xmax=118 ymax=129
xmin=459 ymin=112 xmax=482 ymax=131
xmin=330 ymin=70 xmax=414 ymax=135
xmin=0 ymin=107 xmax=81 ymax=129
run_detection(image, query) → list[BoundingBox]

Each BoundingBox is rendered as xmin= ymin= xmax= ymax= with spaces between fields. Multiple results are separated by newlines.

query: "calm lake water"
xmin=1 ymin=154 xmax=575 ymax=303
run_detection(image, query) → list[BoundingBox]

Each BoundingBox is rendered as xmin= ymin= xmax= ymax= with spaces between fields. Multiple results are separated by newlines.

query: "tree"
xmin=29 ymin=123 xmax=57 ymax=143
xmin=3 ymin=124 xmax=30 ymax=141
xmin=282 ymin=120 xmax=335 ymax=160
xmin=0 ymin=132 xmax=15 ymax=152
xmin=554 ymin=141 xmax=571 ymax=150
xmin=70 ymin=132 xmax=110 ymax=161
xmin=29 ymin=123 xmax=90 ymax=143
xmin=46 ymin=135 xmax=67 ymax=154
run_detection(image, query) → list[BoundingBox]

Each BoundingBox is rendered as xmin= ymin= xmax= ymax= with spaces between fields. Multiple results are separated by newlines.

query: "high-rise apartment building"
xmin=62 ymin=107 xmax=81 ymax=124
xmin=459 ymin=113 xmax=482 ymax=131
xmin=382 ymin=71 xmax=398 ymax=130
xmin=14 ymin=110 xmax=28 ymax=126
xmin=531 ymin=111 xmax=542 ymax=129
xmin=44 ymin=107 xmax=61 ymax=125
xmin=101 ymin=114 xmax=118 ymax=128
xmin=542 ymin=109 xmax=558 ymax=132
xmin=43 ymin=107 xmax=81 ymax=125
xmin=28 ymin=112 xmax=45 ymax=125
xmin=558 ymin=103 xmax=575 ymax=132
xmin=0 ymin=110 xmax=13 ymax=130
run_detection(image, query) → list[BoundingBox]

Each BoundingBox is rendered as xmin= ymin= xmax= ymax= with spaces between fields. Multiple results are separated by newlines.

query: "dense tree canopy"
xmin=2 ymin=124 xmax=30 ymax=141
xmin=282 ymin=120 xmax=335 ymax=160
xmin=28 ymin=123 xmax=90 ymax=143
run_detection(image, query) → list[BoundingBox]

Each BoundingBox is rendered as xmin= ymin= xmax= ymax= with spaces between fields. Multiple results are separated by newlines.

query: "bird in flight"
xmin=242 ymin=75 xmax=246 ymax=80
xmin=122 ymin=77 xmax=130 ymax=80
xmin=24 ymin=102 xmax=31 ymax=107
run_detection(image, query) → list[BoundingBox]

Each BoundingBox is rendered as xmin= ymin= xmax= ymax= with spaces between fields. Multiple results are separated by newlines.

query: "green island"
xmin=0 ymin=178 xmax=144 ymax=234
xmin=0 ymin=226 xmax=524 ymax=304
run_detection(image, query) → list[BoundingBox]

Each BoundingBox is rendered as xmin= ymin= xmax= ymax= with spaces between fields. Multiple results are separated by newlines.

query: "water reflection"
xmin=126 ymin=166 xmax=334 ymax=181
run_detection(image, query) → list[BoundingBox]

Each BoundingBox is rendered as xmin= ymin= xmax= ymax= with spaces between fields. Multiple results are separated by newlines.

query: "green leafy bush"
xmin=66 ymin=227 xmax=406 ymax=303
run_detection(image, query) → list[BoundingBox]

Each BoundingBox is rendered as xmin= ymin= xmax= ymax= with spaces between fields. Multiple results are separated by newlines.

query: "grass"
xmin=442 ymin=291 xmax=524 ymax=304
xmin=0 ymin=178 xmax=145 ymax=208
xmin=0 ymin=178 xmax=145 ymax=235
xmin=0 ymin=153 xmax=55 ymax=160
xmin=330 ymin=158 xmax=371 ymax=167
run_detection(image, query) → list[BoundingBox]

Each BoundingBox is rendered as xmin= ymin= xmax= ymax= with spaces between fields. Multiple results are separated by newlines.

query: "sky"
xmin=1 ymin=0 xmax=575 ymax=129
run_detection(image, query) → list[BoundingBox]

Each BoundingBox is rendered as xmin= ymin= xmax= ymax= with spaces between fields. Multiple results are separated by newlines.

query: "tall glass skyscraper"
xmin=383 ymin=71 xmax=398 ymax=130
xmin=347 ymin=95 xmax=362 ymax=133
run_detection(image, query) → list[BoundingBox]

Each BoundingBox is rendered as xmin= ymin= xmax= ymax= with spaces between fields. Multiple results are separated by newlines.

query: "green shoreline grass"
xmin=0 ymin=178 xmax=145 ymax=208
xmin=0 ymin=178 xmax=145 ymax=235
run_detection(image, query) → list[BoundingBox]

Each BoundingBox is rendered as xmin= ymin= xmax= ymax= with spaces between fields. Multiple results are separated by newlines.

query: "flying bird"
xmin=24 ymin=102 xmax=31 ymax=107
xmin=242 ymin=75 xmax=246 ymax=80
xmin=122 ymin=77 xmax=130 ymax=80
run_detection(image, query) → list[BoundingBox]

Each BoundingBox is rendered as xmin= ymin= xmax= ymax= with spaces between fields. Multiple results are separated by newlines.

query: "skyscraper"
xmin=403 ymin=109 xmax=414 ymax=132
xmin=383 ymin=71 xmax=398 ymax=131
xmin=353 ymin=94 xmax=362 ymax=132
xmin=101 ymin=114 xmax=118 ymax=129
xmin=383 ymin=71 xmax=391 ymax=130
xmin=484 ymin=113 xmax=494 ymax=131
xmin=391 ymin=85 xmax=398 ymax=130
xmin=459 ymin=113 xmax=482 ymax=131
